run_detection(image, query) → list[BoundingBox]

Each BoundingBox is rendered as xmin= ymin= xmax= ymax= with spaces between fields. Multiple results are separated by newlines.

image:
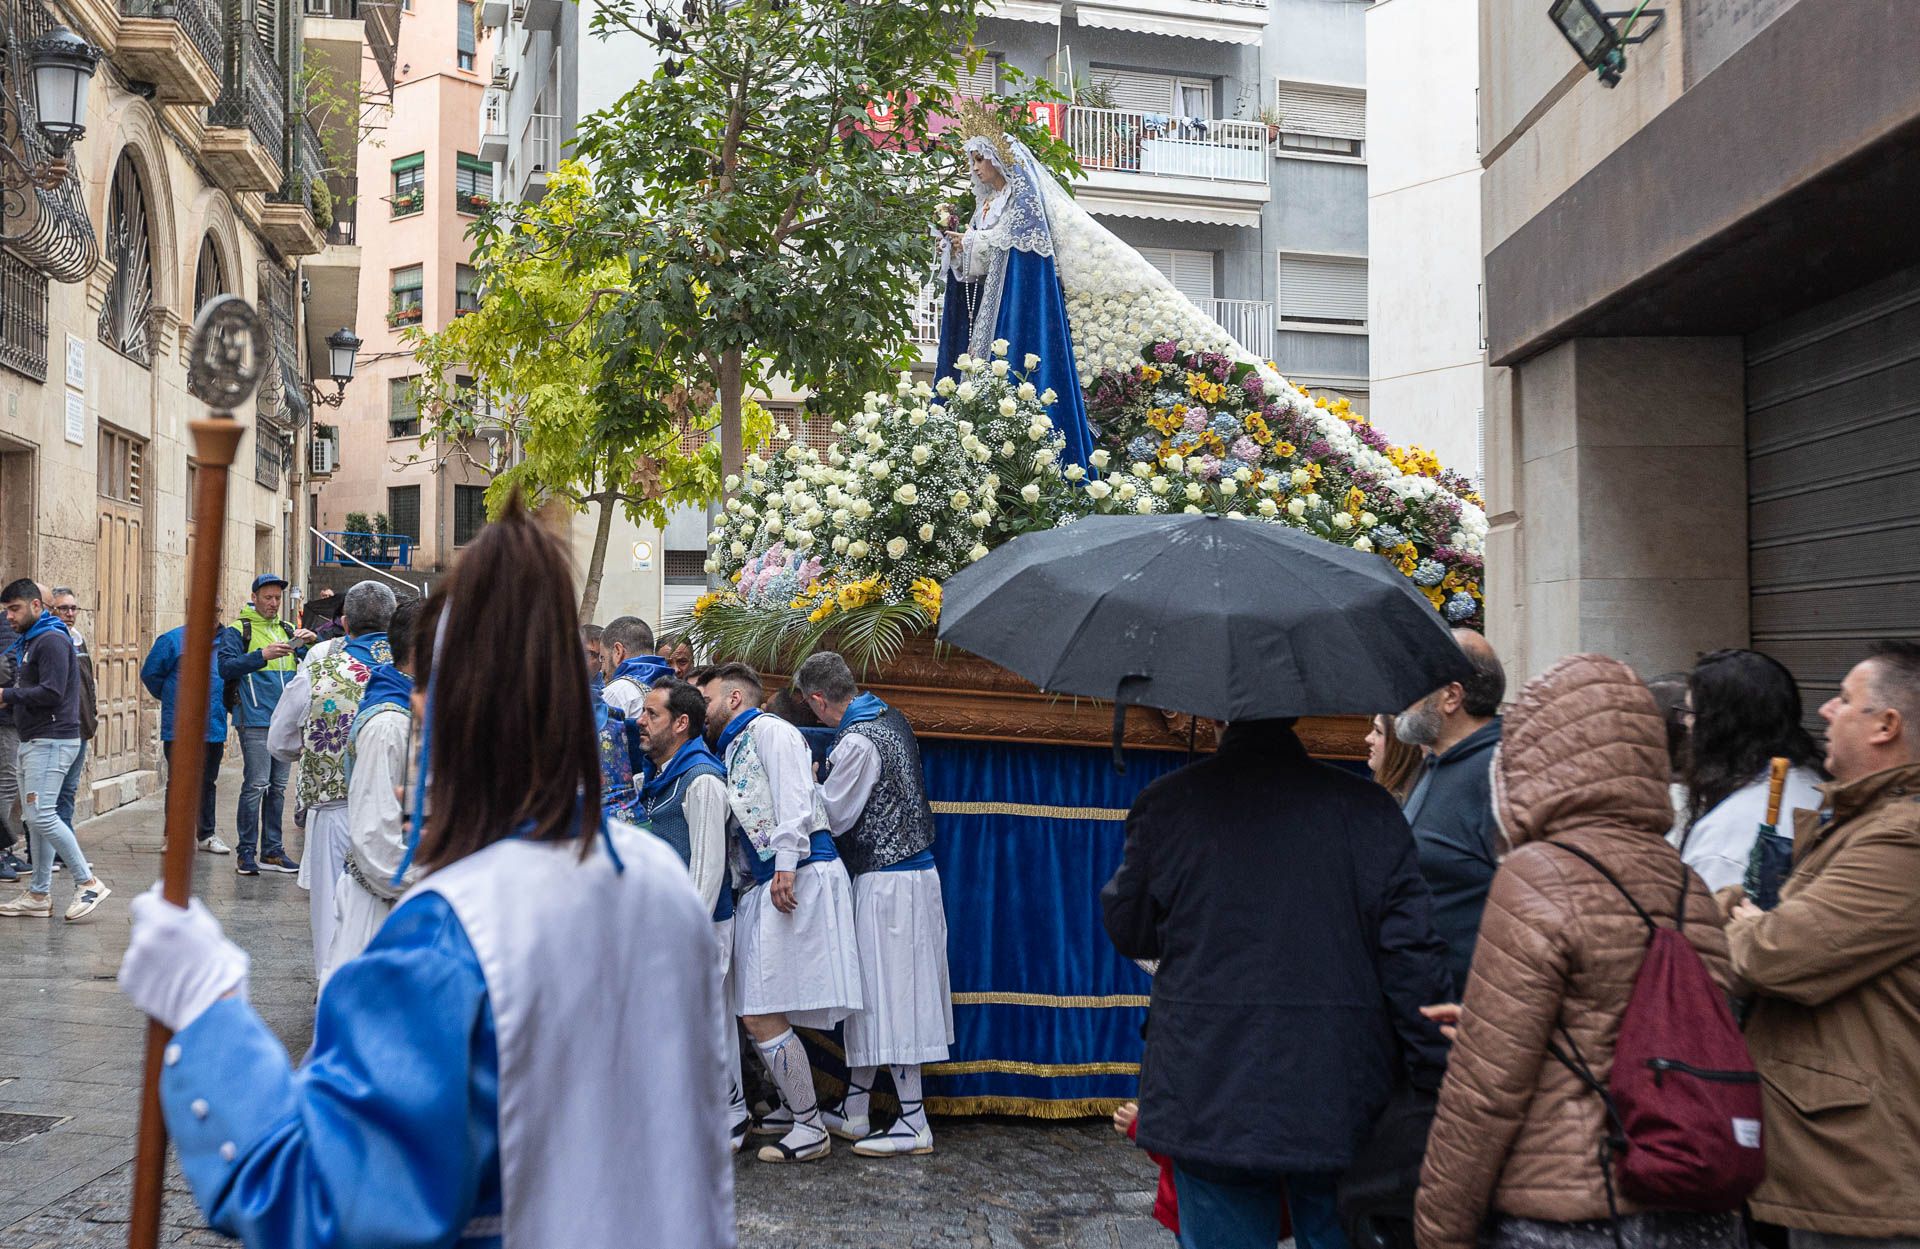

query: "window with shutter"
xmin=956 ymin=53 xmax=1000 ymax=98
xmin=388 ymin=486 xmax=422 ymax=544
xmin=457 ymin=1 xmax=476 ymax=70
xmin=1137 ymin=248 xmax=1216 ymax=304
xmin=454 ymin=485 xmax=487 ymax=546
xmin=1273 ymin=82 xmax=1366 ymax=158
xmin=253 ymin=0 xmax=282 ymax=63
xmin=389 ymin=377 xmax=421 ymax=438
xmin=1278 ymin=255 xmax=1367 ymax=328
xmin=1091 ymin=68 xmax=1178 ymax=114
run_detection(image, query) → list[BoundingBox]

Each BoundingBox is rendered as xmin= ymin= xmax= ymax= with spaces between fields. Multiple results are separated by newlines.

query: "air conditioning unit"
xmin=490 ymin=48 xmax=509 ymax=87
xmin=310 ymin=430 xmax=338 ymax=475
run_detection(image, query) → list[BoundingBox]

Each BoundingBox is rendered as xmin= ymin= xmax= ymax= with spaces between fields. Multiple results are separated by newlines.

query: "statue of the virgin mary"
xmin=935 ymin=113 xmax=1098 ymax=469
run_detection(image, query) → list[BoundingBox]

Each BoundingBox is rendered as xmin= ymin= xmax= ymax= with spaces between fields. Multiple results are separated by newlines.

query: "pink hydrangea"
xmin=1183 ymin=409 xmax=1209 ymax=433
xmin=1198 ymin=455 xmax=1223 ymax=481
xmin=1230 ymin=436 xmax=1261 ymax=463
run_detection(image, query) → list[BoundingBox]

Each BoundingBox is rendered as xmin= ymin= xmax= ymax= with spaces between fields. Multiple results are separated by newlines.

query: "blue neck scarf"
xmin=639 ymin=735 xmax=725 ymax=804
xmin=342 ymin=631 xmax=391 ymax=667
xmin=837 ymin=692 xmax=889 ymax=739
xmin=714 ymin=706 xmax=762 ymax=759
xmin=9 ymin=610 xmax=67 ymax=659
xmin=612 ymin=655 xmax=675 ymax=690
xmin=358 ymin=663 xmax=414 ymax=720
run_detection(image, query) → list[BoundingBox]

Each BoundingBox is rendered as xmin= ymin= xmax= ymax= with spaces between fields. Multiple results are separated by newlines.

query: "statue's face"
xmin=970 ymin=151 xmax=1006 ymax=191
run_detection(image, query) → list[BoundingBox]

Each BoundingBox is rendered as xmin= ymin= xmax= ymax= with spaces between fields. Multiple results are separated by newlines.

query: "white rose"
xmin=1234 ymin=467 xmax=1252 ymax=484
xmin=1353 ymin=535 xmax=1374 ymax=553
xmin=1064 ymin=465 xmax=1086 ymax=483
xmin=1000 ymin=398 xmax=1019 ymax=417
xmin=1332 ymin=512 xmax=1353 ymax=530
xmin=983 ymin=474 xmax=1000 ymax=493
xmin=1226 ymin=511 xmax=1245 ymax=522
xmin=1026 ymin=422 xmax=1048 ymax=443
xmin=970 ymin=510 xmax=992 ymax=527
xmin=1292 ymin=468 xmax=1312 ymax=488
xmin=1020 ymin=483 xmax=1041 ymax=504
xmin=893 ymin=484 xmax=919 ymax=505
xmin=1218 ymin=479 xmax=1238 ymax=497
xmin=724 ymin=498 xmax=741 ymax=515
xmin=832 ymin=535 xmax=850 ymax=554
xmin=1116 ymin=481 xmax=1137 ymax=501
xmin=1184 ymin=504 xmax=1203 ymax=515
xmin=912 ymin=445 xmax=931 ymax=465
xmin=908 ymin=412 xmax=928 ymax=429
xmin=1024 ymin=352 xmax=1041 ymax=371
xmin=1287 ymin=498 xmax=1307 ymax=518
xmin=1001 ymin=440 xmax=1017 ymax=457
xmin=1135 ymin=496 xmax=1155 ymax=515
xmin=886 ymin=536 xmax=909 ymax=560
xmin=848 ymin=540 xmax=870 ymax=559
xmin=936 ymin=377 xmax=957 ymax=397
xmin=1017 ymin=382 xmax=1037 ymax=401
xmin=724 ymin=474 xmax=741 ymax=491
xmin=1150 ymin=476 xmax=1170 ymax=496
xmin=1185 ymin=483 xmax=1204 ymax=502
xmin=730 ymin=540 xmax=747 ymax=556
xmin=956 ymin=382 xmax=978 ymax=402
xmin=1089 ymin=449 xmax=1111 ymax=471
xmin=1032 ymin=449 xmax=1055 ymax=470
xmin=765 ymin=516 xmax=784 ymax=534
xmin=704 ymin=559 xmax=718 ymax=574
xmin=974 ymin=446 xmax=992 ymax=463
xmin=871 ymin=460 xmax=891 ymax=479
xmin=961 ymin=434 xmax=982 ymax=454
xmin=852 ymin=499 xmax=874 ymax=519
xmin=1360 ymin=512 xmax=1378 ymax=528
xmin=1306 ymin=493 xmax=1322 ymax=510
xmin=916 ymin=523 xmax=933 ymax=542
xmin=1256 ymin=498 xmax=1278 ymax=518
xmin=1132 ymin=462 xmax=1153 ymax=479
xmin=832 ymin=508 xmax=851 ymax=527
xmin=913 ymin=381 xmax=933 ymax=400
xmin=1086 ymin=480 xmax=1112 ymax=500
xmin=950 ymin=490 xmax=971 ymax=510
xmin=1040 ymin=388 xmax=1058 ymax=406
xmin=991 ymin=338 xmax=1010 ymax=357
xmin=968 ymin=543 xmax=990 ymax=562
xmin=1164 ymin=455 xmax=1185 ymax=474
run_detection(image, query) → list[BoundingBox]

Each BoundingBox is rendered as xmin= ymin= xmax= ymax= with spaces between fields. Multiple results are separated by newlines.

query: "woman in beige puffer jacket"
xmin=1414 ymin=654 xmax=1739 ymax=1249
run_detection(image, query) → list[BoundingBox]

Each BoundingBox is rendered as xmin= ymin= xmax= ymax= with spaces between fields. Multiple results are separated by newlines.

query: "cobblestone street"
xmin=0 ymin=763 xmax=1168 ymax=1247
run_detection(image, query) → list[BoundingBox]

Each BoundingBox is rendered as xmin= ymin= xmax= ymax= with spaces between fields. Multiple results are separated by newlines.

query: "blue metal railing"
xmin=316 ymin=530 xmax=414 ymax=568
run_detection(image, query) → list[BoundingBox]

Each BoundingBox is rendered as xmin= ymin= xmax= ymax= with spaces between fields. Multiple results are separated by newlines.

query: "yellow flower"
xmin=1344 ymin=486 xmax=1367 ymax=516
xmin=909 ymin=577 xmax=943 ymax=622
xmin=1271 ymin=440 xmax=1296 ymax=458
xmin=808 ymin=598 xmax=838 ymax=624
xmin=693 ymin=589 xmax=737 ymax=618
xmin=836 ymin=576 xmax=885 ymax=611
xmin=1139 ymin=365 xmax=1164 ymax=384
xmin=1245 ymin=415 xmax=1273 ymax=446
xmin=1420 ymin=584 xmax=1447 ymax=610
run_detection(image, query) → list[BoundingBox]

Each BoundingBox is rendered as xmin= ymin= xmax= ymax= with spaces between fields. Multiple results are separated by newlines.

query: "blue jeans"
xmin=55 ymin=737 xmax=85 ymax=830
xmin=235 ymin=726 xmax=288 ymax=862
xmin=1173 ymin=1164 xmax=1349 ymax=1249
xmin=20 ymin=738 xmax=92 ymax=894
xmin=0 ymin=722 xmax=23 ymax=851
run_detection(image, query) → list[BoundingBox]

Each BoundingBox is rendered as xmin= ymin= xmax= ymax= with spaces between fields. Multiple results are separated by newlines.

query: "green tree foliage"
xmin=574 ymin=0 xmax=1076 ymax=483
xmin=407 ymin=162 xmax=768 ymax=619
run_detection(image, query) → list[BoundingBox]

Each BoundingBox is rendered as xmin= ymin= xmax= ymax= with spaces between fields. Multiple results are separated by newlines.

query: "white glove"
xmin=118 ymin=887 xmax=249 ymax=1033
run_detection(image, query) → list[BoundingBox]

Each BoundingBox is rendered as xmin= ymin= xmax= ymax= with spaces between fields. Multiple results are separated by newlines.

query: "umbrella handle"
xmin=1764 ymin=756 xmax=1790 ymax=826
xmin=1110 ymin=675 xmax=1150 ymax=774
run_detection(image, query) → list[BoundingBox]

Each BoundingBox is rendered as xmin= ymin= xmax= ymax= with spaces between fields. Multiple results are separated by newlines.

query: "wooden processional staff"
xmin=127 ymin=295 xmax=273 ymax=1249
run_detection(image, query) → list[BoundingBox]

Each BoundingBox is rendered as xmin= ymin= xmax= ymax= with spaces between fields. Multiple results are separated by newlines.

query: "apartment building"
xmin=1478 ymin=0 xmax=1920 ymax=701
xmin=0 ymin=0 xmax=388 ymax=814
xmin=309 ymin=0 xmax=494 ymax=590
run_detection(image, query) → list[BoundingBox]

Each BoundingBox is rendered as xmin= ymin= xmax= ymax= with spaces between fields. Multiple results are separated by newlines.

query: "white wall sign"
xmin=65 ymin=335 xmax=85 ymax=390
xmin=64 ymin=391 xmax=85 ymax=445
xmin=630 ymin=539 xmax=654 ymax=571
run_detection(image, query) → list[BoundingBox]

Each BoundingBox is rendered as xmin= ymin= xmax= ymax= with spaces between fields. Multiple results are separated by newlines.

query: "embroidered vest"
xmin=295 ymin=650 xmax=374 ymax=808
xmin=840 ymin=707 xmax=937 ymax=874
xmin=596 ymin=706 xmax=641 ymax=824
xmin=640 ymin=761 xmax=724 ymax=866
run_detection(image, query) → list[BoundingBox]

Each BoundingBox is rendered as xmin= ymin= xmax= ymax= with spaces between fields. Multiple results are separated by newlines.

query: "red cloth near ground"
xmin=1127 ymin=1117 xmax=1180 ymax=1235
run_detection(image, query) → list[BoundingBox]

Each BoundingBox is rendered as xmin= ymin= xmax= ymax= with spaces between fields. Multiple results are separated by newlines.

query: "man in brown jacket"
xmin=1727 ymin=640 xmax=1920 ymax=1249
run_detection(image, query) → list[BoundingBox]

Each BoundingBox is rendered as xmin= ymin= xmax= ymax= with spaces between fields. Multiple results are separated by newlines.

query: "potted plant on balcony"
xmin=458 ymin=191 xmax=491 ymax=214
xmin=1258 ymin=105 xmax=1285 ymax=146
xmin=312 ymin=176 xmax=334 ymax=233
xmin=391 ymin=189 xmax=423 ymax=216
xmin=388 ymin=296 xmax=423 ymax=328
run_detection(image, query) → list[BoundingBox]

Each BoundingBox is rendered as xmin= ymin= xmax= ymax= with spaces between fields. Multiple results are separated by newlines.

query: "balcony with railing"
xmin=1197 ymin=298 xmax=1273 ymax=354
xmin=515 ymin=112 xmax=560 ymax=201
xmin=1064 ymin=107 xmax=1270 ymax=225
xmin=479 ymin=89 xmax=509 ymax=163
xmin=322 ymin=173 xmax=357 ymax=246
xmin=262 ymin=119 xmax=325 ymax=255
xmin=205 ymin=17 xmax=288 ymax=192
xmin=1068 ymin=0 xmax=1269 ymax=46
xmin=317 ymin=531 xmax=415 ymax=569
xmin=118 ymin=0 xmax=226 ymax=103
xmin=910 ymin=283 xmax=941 ymax=347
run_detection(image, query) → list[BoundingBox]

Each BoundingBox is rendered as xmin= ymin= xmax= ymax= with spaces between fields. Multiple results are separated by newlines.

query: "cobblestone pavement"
xmin=0 ymin=761 xmax=1169 ymax=1247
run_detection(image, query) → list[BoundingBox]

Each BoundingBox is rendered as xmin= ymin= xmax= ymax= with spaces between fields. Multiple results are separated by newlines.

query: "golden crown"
xmin=950 ymin=96 xmax=1017 ymax=172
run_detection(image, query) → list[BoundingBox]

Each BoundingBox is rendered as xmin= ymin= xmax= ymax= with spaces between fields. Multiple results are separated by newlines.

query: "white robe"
xmin=322 ymin=705 xmax=415 ymax=988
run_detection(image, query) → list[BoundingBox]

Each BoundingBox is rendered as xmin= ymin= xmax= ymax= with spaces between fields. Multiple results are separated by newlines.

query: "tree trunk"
xmin=579 ymin=488 xmax=616 ymax=623
xmin=719 ymin=347 xmax=744 ymax=486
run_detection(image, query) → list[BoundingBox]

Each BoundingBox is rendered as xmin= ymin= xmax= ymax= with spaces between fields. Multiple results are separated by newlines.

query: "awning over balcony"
xmin=1076 ymin=192 xmax=1261 ymax=229
xmin=1074 ymin=2 xmax=1264 ymax=46
xmin=984 ymin=0 xmax=1061 ymax=22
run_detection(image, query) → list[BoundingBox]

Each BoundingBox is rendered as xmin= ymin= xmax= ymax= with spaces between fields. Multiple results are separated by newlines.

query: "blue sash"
xmin=737 ymin=828 xmax=838 ymax=887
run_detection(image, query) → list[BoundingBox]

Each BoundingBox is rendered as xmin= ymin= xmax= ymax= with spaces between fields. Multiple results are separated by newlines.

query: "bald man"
xmin=1393 ymin=628 xmax=1506 ymax=997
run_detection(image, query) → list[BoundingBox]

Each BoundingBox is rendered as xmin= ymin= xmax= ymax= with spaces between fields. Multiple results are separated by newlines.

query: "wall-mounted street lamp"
xmin=1548 ymin=0 xmax=1665 ymax=89
xmin=303 ymin=327 xmax=362 ymax=407
xmin=0 ymin=25 xmax=102 ymax=230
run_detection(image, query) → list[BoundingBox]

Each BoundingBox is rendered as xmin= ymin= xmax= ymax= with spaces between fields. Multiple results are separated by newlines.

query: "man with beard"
xmin=695 ymin=663 xmax=861 ymax=1164
xmin=635 ymin=678 xmax=749 ymax=1152
xmin=1393 ymin=628 xmax=1505 ymax=996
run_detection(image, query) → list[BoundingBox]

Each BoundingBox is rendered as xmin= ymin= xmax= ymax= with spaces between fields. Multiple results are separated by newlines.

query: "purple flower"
xmin=1183 ymin=409 xmax=1209 ymax=433
xmin=1230 ymin=436 xmax=1261 ymax=462
xmin=1152 ymin=341 xmax=1179 ymax=363
xmin=1243 ymin=377 xmax=1265 ymax=401
xmin=1307 ymin=439 xmax=1332 ymax=459
xmin=1199 ymin=455 xmax=1222 ymax=481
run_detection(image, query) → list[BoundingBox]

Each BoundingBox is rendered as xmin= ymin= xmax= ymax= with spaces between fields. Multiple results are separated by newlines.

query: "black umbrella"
xmin=938 ymin=514 xmax=1472 ymax=737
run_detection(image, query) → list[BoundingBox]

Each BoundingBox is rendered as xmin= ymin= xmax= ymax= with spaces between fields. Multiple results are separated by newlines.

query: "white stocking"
xmin=756 ymin=1029 xmax=826 ymax=1148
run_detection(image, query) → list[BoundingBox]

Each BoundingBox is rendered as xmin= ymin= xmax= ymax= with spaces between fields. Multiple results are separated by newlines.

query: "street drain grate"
xmin=0 ymin=1112 xmax=68 ymax=1144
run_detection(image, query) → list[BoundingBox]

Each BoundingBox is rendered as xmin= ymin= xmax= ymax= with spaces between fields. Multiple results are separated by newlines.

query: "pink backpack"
xmin=1544 ymin=842 xmax=1765 ymax=1235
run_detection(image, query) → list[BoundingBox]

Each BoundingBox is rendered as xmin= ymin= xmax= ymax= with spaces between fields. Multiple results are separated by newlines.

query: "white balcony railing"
xmin=517 ymin=112 xmax=560 ymax=197
xmin=479 ymin=88 xmax=508 ymax=161
xmin=911 ymin=283 xmax=942 ymax=345
xmin=1066 ymin=107 xmax=1267 ymax=184
xmin=1197 ymin=298 xmax=1273 ymax=352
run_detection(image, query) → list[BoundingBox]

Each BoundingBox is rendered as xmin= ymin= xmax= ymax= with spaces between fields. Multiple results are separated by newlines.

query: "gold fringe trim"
xmin=926 ymin=1058 xmax=1140 ymax=1077
xmin=930 ymin=800 xmax=1129 ymax=821
xmin=926 ymin=1095 xmax=1128 ymax=1119
xmin=952 ymin=991 xmax=1151 ymax=1008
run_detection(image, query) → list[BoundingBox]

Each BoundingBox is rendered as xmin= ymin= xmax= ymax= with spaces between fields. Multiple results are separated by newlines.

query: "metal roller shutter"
xmin=1274 ymin=82 xmax=1365 ymax=141
xmin=1138 ymin=247 xmax=1215 ymax=304
xmin=957 ymin=53 xmax=1000 ymax=98
xmin=1746 ymin=261 xmax=1920 ymax=725
xmin=1091 ymin=68 xmax=1177 ymax=114
xmin=1279 ymin=255 xmax=1367 ymax=326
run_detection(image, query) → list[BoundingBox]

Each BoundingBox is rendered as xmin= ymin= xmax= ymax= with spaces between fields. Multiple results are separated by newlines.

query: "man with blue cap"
xmin=216 ymin=573 xmax=316 ymax=876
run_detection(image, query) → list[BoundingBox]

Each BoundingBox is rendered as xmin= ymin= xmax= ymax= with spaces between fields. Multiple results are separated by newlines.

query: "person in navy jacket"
xmin=141 ymin=606 xmax=232 ymax=856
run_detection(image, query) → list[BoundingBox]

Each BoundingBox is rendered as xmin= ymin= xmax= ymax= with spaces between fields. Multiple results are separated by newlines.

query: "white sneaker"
xmin=851 ymin=1120 xmax=934 ymax=1157
xmin=821 ymin=1105 xmax=870 ymax=1141
xmin=198 ymin=836 xmax=233 ymax=855
xmin=64 ymin=880 xmax=110 ymax=921
xmin=0 ymin=891 xmax=53 ymax=918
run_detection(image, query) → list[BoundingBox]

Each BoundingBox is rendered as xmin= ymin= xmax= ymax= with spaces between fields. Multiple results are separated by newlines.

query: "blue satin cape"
xmin=935 ymin=250 xmax=1096 ymax=470
xmin=160 ymin=892 xmax=503 ymax=1248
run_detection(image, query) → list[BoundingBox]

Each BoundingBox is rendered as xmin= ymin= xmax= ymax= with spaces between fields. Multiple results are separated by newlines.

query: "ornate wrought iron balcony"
xmin=209 ymin=14 xmax=287 ymax=162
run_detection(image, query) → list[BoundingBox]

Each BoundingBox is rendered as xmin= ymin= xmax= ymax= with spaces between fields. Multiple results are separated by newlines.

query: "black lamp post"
xmin=305 ymin=327 xmax=361 ymax=407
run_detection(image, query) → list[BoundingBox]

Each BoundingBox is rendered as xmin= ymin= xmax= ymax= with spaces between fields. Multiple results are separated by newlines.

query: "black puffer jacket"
xmin=1102 ymin=719 xmax=1453 ymax=1174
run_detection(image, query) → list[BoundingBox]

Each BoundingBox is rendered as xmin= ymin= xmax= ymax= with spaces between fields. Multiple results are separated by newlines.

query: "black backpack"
xmin=220 ymin=620 xmax=252 ymax=715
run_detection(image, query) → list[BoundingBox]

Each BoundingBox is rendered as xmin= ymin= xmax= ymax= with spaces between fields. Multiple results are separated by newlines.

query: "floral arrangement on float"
xmin=684 ymin=339 xmax=1487 ymax=672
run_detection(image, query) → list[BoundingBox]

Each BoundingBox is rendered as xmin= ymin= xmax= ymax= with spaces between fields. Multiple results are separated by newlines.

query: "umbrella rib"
xmin=1047 ymin=524 xmax=1191 ymax=697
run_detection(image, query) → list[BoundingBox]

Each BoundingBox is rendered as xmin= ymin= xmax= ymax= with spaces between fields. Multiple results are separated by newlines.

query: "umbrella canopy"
xmin=938 ymin=514 xmax=1472 ymax=724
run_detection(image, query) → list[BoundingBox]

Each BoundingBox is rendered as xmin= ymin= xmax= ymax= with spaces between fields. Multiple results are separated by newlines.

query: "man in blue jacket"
xmin=142 ymin=605 xmax=232 ymax=857
xmin=216 ymin=575 xmax=315 ymax=876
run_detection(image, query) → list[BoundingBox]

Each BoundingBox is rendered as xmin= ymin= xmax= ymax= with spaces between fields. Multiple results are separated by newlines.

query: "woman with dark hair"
xmin=1645 ymin=673 xmax=1692 ymax=838
xmin=117 ymin=496 xmax=735 ymax=1249
xmin=1679 ymin=648 xmax=1826 ymax=892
